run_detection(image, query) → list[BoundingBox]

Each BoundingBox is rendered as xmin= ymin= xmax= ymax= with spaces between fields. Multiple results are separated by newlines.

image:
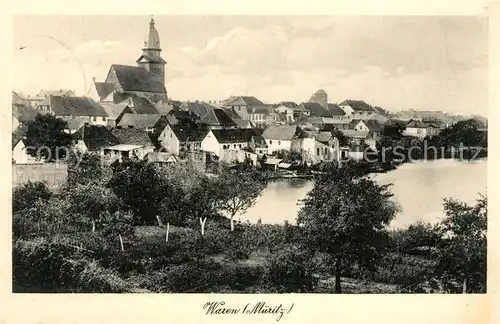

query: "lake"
xmin=242 ymin=159 xmax=487 ymax=229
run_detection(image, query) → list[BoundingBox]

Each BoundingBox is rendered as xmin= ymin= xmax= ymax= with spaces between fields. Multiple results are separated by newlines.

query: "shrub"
xmin=12 ymin=181 xmax=52 ymax=213
xmin=262 ymin=244 xmax=317 ymax=293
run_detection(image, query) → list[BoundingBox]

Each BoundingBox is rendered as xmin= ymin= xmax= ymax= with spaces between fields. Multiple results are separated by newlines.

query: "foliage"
xmin=273 ymin=149 xmax=302 ymax=162
xmin=390 ymin=221 xmax=442 ymax=255
xmin=435 ymin=195 xmax=487 ymax=293
xmin=297 ymin=161 xmax=398 ymax=292
xmin=262 ymin=244 xmax=318 ymax=292
xmin=25 ymin=114 xmax=73 ymax=161
xmin=333 ymin=129 xmax=349 ymax=146
xmin=64 ymin=181 xmax=122 ymax=232
xmin=217 ymin=170 xmax=266 ymax=230
xmin=13 ymin=197 xmax=76 ymax=239
xmin=99 ymin=210 xmax=136 ymax=250
xmin=12 ymin=181 xmax=52 ymax=213
xmin=108 ymin=160 xmax=168 ymax=225
xmin=67 ymin=152 xmax=110 ymax=185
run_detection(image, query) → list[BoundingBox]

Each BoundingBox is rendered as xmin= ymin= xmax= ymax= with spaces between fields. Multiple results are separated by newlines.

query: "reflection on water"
xmin=242 ymin=159 xmax=487 ymax=229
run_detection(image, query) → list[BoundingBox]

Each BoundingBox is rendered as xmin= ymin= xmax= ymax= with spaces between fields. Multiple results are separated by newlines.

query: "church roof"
xmin=94 ymin=82 xmax=115 ymax=100
xmin=109 ymin=64 xmax=166 ymax=94
xmin=136 ymin=54 xmax=166 ymax=64
xmin=146 ymin=16 xmax=161 ymax=50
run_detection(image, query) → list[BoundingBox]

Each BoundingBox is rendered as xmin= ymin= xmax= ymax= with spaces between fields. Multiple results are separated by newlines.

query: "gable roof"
xmin=186 ymin=102 xmax=237 ymax=127
xmin=248 ymin=104 xmax=274 ymax=115
xmin=73 ymin=125 xmax=120 ymax=151
xmin=38 ymin=89 xmax=75 ymax=97
xmin=262 ymin=125 xmax=305 ymax=141
xmin=276 ymin=101 xmax=298 ymax=108
xmin=12 ymin=91 xmax=27 ymax=105
xmin=210 ymin=128 xmax=257 ymax=144
xmin=118 ymin=95 xmax=160 ymax=114
xmin=94 ymin=82 xmax=115 ymax=100
xmin=12 ymin=137 xmax=25 ymax=149
xmin=349 ymin=119 xmax=362 ymax=129
xmin=339 ymin=100 xmax=375 ymax=112
xmin=341 ymin=130 xmax=371 ymax=139
xmin=65 ymin=118 xmax=85 ymax=132
xmin=169 ymin=123 xmax=208 ymax=142
xmin=109 ymin=64 xmax=166 ymax=94
xmin=117 ymin=113 xmax=163 ymax=129
xmin=111 ymin=127 xmax=155 ymax=146
xmin=12 ymin=104 xmax=38 ymax=123
xmin=50 ymin=96 xmax=108 ymax=117
xmin=314 ymin=131 xmax=334 ymax=143
xmin=360 ymin=119 xmax=383 ymax=132
xmin=406 ymin=120 xmax=439 ymax=128
xmin=99 ymin=101 xmax=129 ymax=119
xmin=301 ymin=102 xmax=331 ymax=117
xmin=224 ymin=96 xmax=265 ymax=106
xmin=144 ymin=152 xmax=178 ymax=163
xmin=233 ymin=119 xmax=254 ymax=129
xmin=327 ymin=103 xmax=346 ymax=116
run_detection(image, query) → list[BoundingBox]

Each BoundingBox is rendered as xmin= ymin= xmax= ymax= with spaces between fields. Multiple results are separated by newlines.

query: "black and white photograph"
xmin=10 ymin=13 xmax=489 ymax=296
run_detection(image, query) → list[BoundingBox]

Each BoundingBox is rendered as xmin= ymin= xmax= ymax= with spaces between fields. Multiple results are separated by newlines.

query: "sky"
xmin=12 ymin=15 xmax=488 ymax=115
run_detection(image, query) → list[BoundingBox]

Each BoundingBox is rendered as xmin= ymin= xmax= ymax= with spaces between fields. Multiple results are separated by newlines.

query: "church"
xmin=92 ymin=16 xmax=168 ymax=104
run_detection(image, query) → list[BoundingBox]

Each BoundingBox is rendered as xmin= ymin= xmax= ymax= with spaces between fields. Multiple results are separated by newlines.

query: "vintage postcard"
xmin=1 ymin=1 xmax=499 ymax=323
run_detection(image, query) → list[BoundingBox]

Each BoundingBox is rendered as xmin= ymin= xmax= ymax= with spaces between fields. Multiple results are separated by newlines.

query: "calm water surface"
xmin=243 ymin=159 xmax=487 ymax=229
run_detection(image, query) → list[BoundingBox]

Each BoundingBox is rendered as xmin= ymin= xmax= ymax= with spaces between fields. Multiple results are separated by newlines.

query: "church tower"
xmin=137 ymin=15 xmax=166 ymax=86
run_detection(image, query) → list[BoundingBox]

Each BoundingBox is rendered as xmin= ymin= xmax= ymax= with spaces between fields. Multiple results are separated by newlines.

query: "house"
xmin=72 ymin=124 xmax=120 ymax=154
xmin=233 ymin=119 xmax=255 ymax=129
xmin=261 ymin=125 xmax=306 ymax=154
xmin=327 ymin=103 xmax=348 ymax=120
xmin=338 ymin=99 xmax=376 ymax=119
xmin=144 ymin=151 xmax=178 ymax=166
xmin=352 ymin=119 xmax=384 ymax=139
xmin=313 ymin=131 xmax=341 ymax=163
xmin=305 ymin=117 xmax=351 ymax=131
xmin=12 ymin=137 xmax=36 ymax=164
xmin=341 ymin=130 xmax=377 ymax=150
xmin=117 ymin=114 xmax=167 ymax=134
xmin=158 ymin=122 xmax=207 ymax=155
xmin=165 ymin=109 xmax=200 ymax=126
xmin=99 ymin=100 xmax=130 ymax=127
xmin=64 ymin=118 xmax=86 ymax=134
xmin=201 ymin=128 xmax=256 ymax=159
xmin=222 ymin=96 xmax=265 ymax=120
xmin=39 ymin=95 xmax=109 ymax=126
xmin=274 ymin=101 xmax=305 ymax=123
xmin=300 ymin=102 xmax=330 ymax=118
xmin=12 ymin=91 xmax=28 ymax=105
xmin=247 ymin=105 xmax=276 ymax=125
xmin=185 ymin=101 xmax=237 ymax=129
xmin=403 ymin=120 xmax=440 ymax=138
xmin=108 ymin=127 xmax=156 ymax=160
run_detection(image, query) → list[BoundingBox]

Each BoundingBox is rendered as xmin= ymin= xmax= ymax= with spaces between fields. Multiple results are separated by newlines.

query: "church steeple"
xmin=137 ymin=15 xmax=167 ymax=88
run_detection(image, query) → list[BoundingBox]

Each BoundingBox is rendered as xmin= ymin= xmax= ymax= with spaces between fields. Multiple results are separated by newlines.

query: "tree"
xmin=108 ymin=160 xmax=167 ymax=225
xmin=100 ymin=210 xmax=135 ymax=252
xmin=67 ymin=152 xmax=110 ymax=185
xmin=25 ymin=114 xmax=73 ymax=161
xmin=156 ymin=182 xmax=189 ymax=242
xmin=297 ymin=162 xmax=399 ymax=293
xmin=12 ymin=181 xmax=52 ymax=213
xmin=65 ymin=182 xmax=121 ymax=233
xmin=332 ymin=129 xmax=349 ymax=146
xmin=185 ymin=176 xmax=224 ymax=236
xmin=436 ymin=194 xmax=487 ymax=293
xmin=218 ymin=171 xmax=266 ymax=231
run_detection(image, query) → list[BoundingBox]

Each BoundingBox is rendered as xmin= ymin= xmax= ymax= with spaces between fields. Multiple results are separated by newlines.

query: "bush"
xmin=262 ymin=244 xmax=317 ymax=293
xmin=12 ymin=181 xmax=52 ymax=213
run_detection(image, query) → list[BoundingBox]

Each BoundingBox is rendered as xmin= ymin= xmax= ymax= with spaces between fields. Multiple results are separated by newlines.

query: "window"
xmin=269 ymin=140 xmax=273 ymax=144
xmin=102 ymin=117 xmax=106 ymax=122
xmin=239 ymin=144 xmax=242 ymax=148
xmin=92 ymin=116 xmax=97 ymax=121
xmin=278 ymin=140 xmax=281 ymax=145
xmin=317 ymin=148 xmax=320 ymax=156
xmin=234 ymin=144 xmax=237 ymax=149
